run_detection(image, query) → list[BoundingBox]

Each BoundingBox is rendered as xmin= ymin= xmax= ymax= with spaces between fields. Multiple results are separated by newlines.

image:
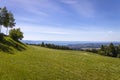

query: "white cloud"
xmin=108 ymin=31 xmax=113 ymax=34
xmin=61 ymin=0 xmax=95 ymax=18
xmin=10 ymin=0 xmax=49 ymax=16
xmin=16 ymin=17 xmax=36 ymax=22
xmin=61 ymin=0 xmax=78 ymax=4
xmin=10 ymin=0 xmax=66 ymax=16
xmin=11 ymin=24 xmax=120 ymax=41
xmin=17 ymin=24 xmax=71 ymax=35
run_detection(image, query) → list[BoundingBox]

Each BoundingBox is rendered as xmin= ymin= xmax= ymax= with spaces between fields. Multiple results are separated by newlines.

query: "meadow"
xmin=0 ymin=39 xmax=120 ymax=80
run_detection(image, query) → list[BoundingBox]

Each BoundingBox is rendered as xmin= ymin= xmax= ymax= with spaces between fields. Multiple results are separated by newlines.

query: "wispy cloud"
xmin=61 ymin=0 xmax=78 ymax=4
xmin=16 ymin=17 xmax=37 ymax=22
xmin=13 ymin=23 xmax=120 ymax=41
xmin=17 ymin=24 xmax=111 ymax=37
xmin=61 ymin=0 xmax=95 ymax=18
xmin=10 ymin=0 xmax=66 ymax=16
xmin=10 ymin=0 xmax=49 ymax=16
xmin=108 ymin=31 xmax=113 ymax=34
xmin=17 ymin=24 xmax=71 ymax=35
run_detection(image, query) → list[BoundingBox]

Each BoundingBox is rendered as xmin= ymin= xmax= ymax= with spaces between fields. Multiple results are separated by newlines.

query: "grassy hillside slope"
xmin=0 ymin=39 xmax=120 ymax=80
xmin=0 ymin=37 xmax=26 ymax=54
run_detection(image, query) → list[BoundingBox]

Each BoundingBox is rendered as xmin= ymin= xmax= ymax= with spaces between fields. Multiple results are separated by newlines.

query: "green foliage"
xmin=109 ymin=43 xmax=117 ymax=57
xmin=0 ymin=36 xmax=26 ymax=53
xmin=99 ymin=43 xmax=120 ymax=57
xmin=0 ymin=33 xmax=4 ymax=41
xmin=0 ymin=8 xmax=2 ymax=25
xmin=40 ymin=42 xmax=71 ymax=50
xmin=28 ymin=42 xmax=71 ymax=50
xmin=99 ymin=45 xmax=108 ymax=56
xmin=0 ymin=7 xmax=8 ymax=33
xmin=41 ymin=42 xmax=45 ymax=47
xmin=8 ymin=12 xmax=15 ymax=28
xmin=84 ymin=49 xmax=98 ymax=53
xmin=0 ymin=7 xmax=8 ymax=25
xmin=0 ymin=7 xmax=15 ymax=34
xmin=9 ymin=28 xmax=24 ymax=41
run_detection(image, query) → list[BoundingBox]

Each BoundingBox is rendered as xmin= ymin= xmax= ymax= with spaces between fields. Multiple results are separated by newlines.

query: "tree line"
xmin=83 ymin=43 xmax=120 ymax=58
xmin=99 ymin=43 xmax=120 ymax=58
xmin=27 ymin=42 xmax=72 ymax=50
xmin=0 ymin=7 xmax=23 ymax=41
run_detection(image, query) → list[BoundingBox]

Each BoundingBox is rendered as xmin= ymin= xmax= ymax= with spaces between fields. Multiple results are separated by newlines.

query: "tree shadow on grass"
xmin=0 ymin=43 xmax=13 ymax=54
xmin=18 ymin=40 xmax=27 ymax=47
xmin=0 ymin=39 xmax=27 ymax=54
xmin=7 ymin=40 xmax=26 ymax=51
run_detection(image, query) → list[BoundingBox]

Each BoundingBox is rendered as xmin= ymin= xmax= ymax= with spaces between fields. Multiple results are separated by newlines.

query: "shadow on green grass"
xmin=9 ymin=39 xmax=26 ymax=51
xmin=0 ymin=38 xmax=27 ymax=54
xmin=0 ymin=43 xmax=13 ymax=54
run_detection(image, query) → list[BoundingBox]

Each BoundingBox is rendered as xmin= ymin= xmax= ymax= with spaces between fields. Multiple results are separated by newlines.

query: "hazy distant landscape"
xmin=22 ymin=40 xmax=120 ymax=50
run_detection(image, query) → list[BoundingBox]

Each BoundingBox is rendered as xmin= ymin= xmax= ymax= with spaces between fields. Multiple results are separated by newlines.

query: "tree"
xmin=99 ymin=43 xmax=120 ymax=58
xmin=3 ymin=12 xmax=9 ymax=33
xmin=0 ymin=33 xmax=4 ymax=41
xmin=101 ymin=45 xmax=105 ymax=51
xmin=0 ymin=8 xmax=2 ymax=33
xmin=0 ymin=7 xmax=8 ymax=33
xmin=0 ymin=7 xmax=15 ymax=34
xmin=6 ymin=12 xmax=15 ymax=35
xmin=108 ymin=43 xmax=117 ymax=57
xmin=117 ymin=45 xmax=120 ymax=58
xmin=41 ymin=42 xmax=45 ymax=47
xmin=9 ymin=28 xmax=23 ymax=41
xmin=99 ymin=45 xmax=107 ymax=55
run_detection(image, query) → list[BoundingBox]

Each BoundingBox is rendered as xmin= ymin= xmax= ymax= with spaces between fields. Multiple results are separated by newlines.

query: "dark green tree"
xmin=9 ymin=28 xmax=23 ymax=41
xmin=99 ymin=45 xmax=106 ymax=55
xmin=41 ymin=42 xmax=45 ymax=47
xmin=0 ymin=7 xmax=8 ymax=33
xmin=3 ymin=12 xmax=9 ymax=33
xmin=117 ymin=45 xmax=120 ymax=58
xmin=108 ymin=43 xmax=117 ymax=57
xmin=6 ymin=12 xmax=15 ymax=35
xmin=101 ymin=45 xmax=105 ymax=51
xmin=0 ymin=8 xmax=2 ymax=33
xmin=0 ymin=7 xmax=15 ymax=34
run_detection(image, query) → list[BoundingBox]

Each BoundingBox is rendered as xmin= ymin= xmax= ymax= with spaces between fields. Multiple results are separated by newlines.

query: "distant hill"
xmin=22 ymin=40 xmax=120 ymax=50
xmin=68 ymin=42 xmax=120 ymax=50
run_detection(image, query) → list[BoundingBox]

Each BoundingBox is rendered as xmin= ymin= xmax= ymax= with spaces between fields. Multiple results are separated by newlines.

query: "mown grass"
xmin=0 ymin=42 xmax=120 ymax=80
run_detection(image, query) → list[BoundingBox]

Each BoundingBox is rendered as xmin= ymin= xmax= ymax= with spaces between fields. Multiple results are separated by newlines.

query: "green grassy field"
xmin=0 ymin=38 xmax=120 ymax=80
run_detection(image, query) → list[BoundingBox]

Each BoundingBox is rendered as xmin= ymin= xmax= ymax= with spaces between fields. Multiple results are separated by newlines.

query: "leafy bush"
xmin=99 ymin=43 xmax=120 ymax=58
xmin=9 ymin=28 xmax=23 ymax=41
xmin=0 ymin=33 xmax=4 ymax=41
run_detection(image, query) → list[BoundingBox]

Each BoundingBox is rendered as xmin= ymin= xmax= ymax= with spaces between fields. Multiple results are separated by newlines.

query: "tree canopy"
xmin=9 ymin=28 xmax=24 ymax=41
xmin=0 ymin=7 xmax=15 ymax=34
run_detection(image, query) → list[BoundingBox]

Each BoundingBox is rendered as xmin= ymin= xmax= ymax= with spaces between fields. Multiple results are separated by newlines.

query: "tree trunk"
xmin=6 ymin=27 xmax=8 ymax=35
xmin=0 ymin=25 xmax=2 ymax=33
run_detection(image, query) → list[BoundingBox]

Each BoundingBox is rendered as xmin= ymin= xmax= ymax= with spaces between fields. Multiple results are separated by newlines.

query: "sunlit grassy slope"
xmin=0 ymin=38 xmax=120 ymax=80
xmin=0 ymin=37 xmax=26 ymax=54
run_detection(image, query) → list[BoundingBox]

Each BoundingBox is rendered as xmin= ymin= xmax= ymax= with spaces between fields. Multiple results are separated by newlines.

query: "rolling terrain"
xmin=0 ymin=38 xmax=120 ymax=80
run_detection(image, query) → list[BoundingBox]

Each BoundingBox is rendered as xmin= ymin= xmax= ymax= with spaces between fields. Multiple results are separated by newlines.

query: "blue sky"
xmin=1 ymin=0 xmax=120 ymax=41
